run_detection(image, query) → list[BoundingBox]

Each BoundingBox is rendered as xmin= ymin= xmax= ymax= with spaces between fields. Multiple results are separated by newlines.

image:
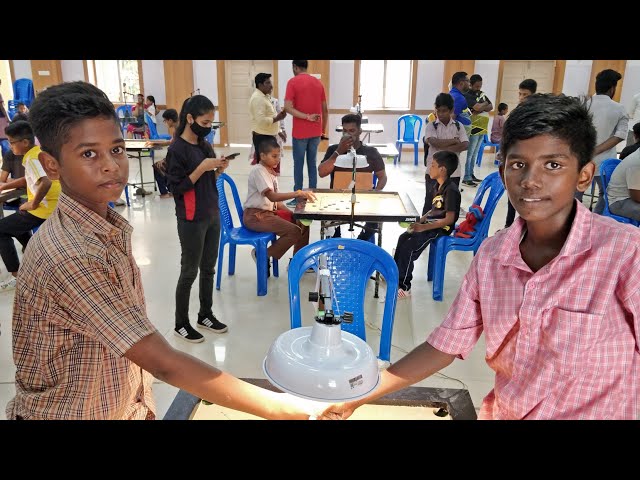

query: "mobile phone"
xmin=224 ymin=152 xmax=240 ymax=160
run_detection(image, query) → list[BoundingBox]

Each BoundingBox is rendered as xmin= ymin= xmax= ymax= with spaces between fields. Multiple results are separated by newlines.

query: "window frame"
xmin=85 ymin=60 xmax=143 ymax=104
xmin=354 ymin=60 xmax=417 ymax=113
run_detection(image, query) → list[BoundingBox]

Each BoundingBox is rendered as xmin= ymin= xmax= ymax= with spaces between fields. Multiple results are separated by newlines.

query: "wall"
xmin=329 ymin=60 xmax=354 ymax=109
xmin=415 ymin=60 xmax=445 ymax=109
xmin=142 ymin=60 xmax=166 ymax=105
xmin=61 ymin=60 xmax=85 ymax=82
xmin=620 ymin=60 xmax=640 ymax=115
xmin=0 ymin=60 xmax=12 ymax=101
xmin=12 ymin=60 xmax=32 ymax=80
xmin=562 ymin=60 xmax=593 ymax=97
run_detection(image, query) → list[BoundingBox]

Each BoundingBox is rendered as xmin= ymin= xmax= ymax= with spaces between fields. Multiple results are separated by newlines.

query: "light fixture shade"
xmin=334 ymin=152 xmax=369 ymax=169
xmin=263 ymin=323 xmax=380 ymax=402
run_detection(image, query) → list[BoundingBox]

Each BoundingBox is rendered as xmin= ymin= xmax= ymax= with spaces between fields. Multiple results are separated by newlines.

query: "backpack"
xmin=423 ymin=120 xmax=461 ymax=167
xmin=454 ymin=204 xmax=484 ymax=238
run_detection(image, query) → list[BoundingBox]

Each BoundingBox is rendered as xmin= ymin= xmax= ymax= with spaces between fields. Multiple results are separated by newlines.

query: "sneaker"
xmin=462 ymin=180 xmax=478 ymax=187
xmin=174 ymin=324 xmax=205 ymax=343
xmin=251 ymin=248 xmax=270 ymax=277
xmin=471 ymin=175 xmax=483 ymax=183
xmin=0 ymin=277 xmax=17 ymax=291
xmin=397 ymin=288 xmax=411 ymax=299
xmin=285 ymin=198 xmax=297 ymax=207
xmin=197 ymin=314 xmax=228 ymax=333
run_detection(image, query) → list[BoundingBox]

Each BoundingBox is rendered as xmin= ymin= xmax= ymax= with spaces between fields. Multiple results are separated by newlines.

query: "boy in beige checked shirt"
xmin=6 ymin=81 xmax=323 ymax=420
xmin=320 ymin=94 xmax=640 ymax=420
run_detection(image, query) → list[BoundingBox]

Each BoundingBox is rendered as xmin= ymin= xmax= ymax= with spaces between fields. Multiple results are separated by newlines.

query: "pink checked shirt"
xmin=428 ymin=201 xmax=640 ymax=419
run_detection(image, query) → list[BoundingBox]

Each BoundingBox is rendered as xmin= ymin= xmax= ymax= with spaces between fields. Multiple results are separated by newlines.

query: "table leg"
xmin=374 ymin=223 xmax=383 ymax=298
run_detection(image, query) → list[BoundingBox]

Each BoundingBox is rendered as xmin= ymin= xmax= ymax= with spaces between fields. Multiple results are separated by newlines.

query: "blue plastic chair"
xmin=0 ymin=139 xmax=9 ymax=156
xmin=395 ymin=114 xmax=423 ymax=166
xmin=7 ymin=100 xmax=17 ymax=121
xmin=600 ymin=159 xmax=640 ymax=226
xmin=106 ymin=185 xmax=130 ymax=208
xmin=145 ymin=112 xmax=171 ymax=140
xmin=116 ymin=105 xmax=134 ymax=136
xmin=427 ymin=171 xmax=505 ymax=301
xmin=475 ymin=134 xmax=500 ymax=167
xmin=216 ymin=173 xmax=279 ymax=296
xmin=288 ymin=238 xmax=399 ymax=362
xmin=12 ymin=79 xmax=35 ymax=107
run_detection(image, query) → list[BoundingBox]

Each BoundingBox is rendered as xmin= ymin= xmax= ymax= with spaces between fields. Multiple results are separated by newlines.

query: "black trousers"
xmin=0 ymin=211 xmax=44 ymax=273
xmin=332 ymin=223 xmax=379 ymax=241
xmin=175 ymin=216 xmax=220 ymax=328
xmin=395 ymin=229 xmax=447 ymax=291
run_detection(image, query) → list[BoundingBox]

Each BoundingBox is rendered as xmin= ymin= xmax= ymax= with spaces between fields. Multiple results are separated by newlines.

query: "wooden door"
xmin=498 ymin=60 xmax=555 ymax=108
xmin=589 ymin=60 xmax=626 ymax=102
xmin=30 ymin=60 xmax=62 ymax=94
xmin=442 ymin=60 xmax=476 ymax=92
xmin=164 ymin=60 xmax=194 ymax=112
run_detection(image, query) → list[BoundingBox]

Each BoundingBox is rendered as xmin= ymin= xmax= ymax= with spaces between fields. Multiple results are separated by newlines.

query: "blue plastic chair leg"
xmin=216 ymin=241 xmax=226 ymax=290
xmin=432 ymin=244 xmax=448 ymax=302
xmin=108 ymin=201 xmax=115 ymax=208
xmin=272 ymin=249 xmax=279 ymax=278
xmin=124 ymin=185 xmax=130 ymax=206
xmin=255 ymin=242 xmax=269 ymax=296
xmin=476 ymin=143 xmax=485 ymax=167
xmin=395 ymin=142 xmax=401 ymax=165
xmin=427 ymin=241 xmax=436 ymax=282
xmin=414 ymin=144 xmax=418 ymax=166
xmin=228 ymin=244 xmax=237 ymax=275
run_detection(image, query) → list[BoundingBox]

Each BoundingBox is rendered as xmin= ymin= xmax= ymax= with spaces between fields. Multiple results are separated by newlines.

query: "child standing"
xmin=243 ymin=136 xmax=315 ymax=268
xmin=319 ymin=94 xmax=640 ymax=420
xmin=490 ymin=102 xmax=508 ymax=145
xmin=8 ymin=81 xmax=323 ymax=420
xmin=394 ymin=150 xmax=461 ymax=298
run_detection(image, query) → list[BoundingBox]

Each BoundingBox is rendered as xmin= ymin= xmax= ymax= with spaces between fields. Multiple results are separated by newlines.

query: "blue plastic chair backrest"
xmin=145 ymin=112 xmax=159 ymax=138
xmin=469 ymin=171 xmax=505 ymax=238
xmin=600 ymin=158 xmax=621 ymax=208
xmin=397 ymin=114 xmax=423 ymax=142
xmin=13 ymin=79 xmax=35 ymax=107
xmin=216 ymin=173 xmax=245 ymax=232
xmin=0 ymin=139 xmax=10 ymax=156
xmin=116 ymin=105 xmax=133 ymax=118
xmin=288 ymin=238 xmax=399 ymax=361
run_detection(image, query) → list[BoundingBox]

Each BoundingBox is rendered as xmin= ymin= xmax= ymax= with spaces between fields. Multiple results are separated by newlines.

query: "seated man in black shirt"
xmin=0 ymin=146 xmax=27 ymax=208
xmin=318 ymin=113 xmax=387 ymax=241
xmin=620 ymin=122 xmax=640 ymax=160
xmin=395 ymin=150 xmax=461 ymax=298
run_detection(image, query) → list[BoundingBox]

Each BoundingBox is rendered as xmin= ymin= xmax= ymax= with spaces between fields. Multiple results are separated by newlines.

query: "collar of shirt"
xmin=495 ymin=199 xmax=592 ymax=271
xmin=58 ymin=192 xmax=133 ymax=240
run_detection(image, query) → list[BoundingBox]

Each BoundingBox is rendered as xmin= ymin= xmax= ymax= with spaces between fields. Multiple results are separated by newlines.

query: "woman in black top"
xmin=166 ymin=95 xmax=231 ymax=343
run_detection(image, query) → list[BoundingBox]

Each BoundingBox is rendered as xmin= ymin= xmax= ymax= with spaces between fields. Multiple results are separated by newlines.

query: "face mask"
xmin=190 ymin=121 xmax=212 ymax=139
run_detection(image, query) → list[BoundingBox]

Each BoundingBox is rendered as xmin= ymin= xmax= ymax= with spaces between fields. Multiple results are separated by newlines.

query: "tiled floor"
xmin=0 ymin=145 xmax=509 ymax=419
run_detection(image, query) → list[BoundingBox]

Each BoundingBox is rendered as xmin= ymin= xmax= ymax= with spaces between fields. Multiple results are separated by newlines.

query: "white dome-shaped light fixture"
xmin=263 ymin=254 xmax=380 ymax=402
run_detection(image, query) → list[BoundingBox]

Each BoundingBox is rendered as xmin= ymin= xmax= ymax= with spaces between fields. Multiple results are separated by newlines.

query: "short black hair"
xmin=633 ymin=122 xmax=640 ymax=137
xmin=162 ymin=108 xmax=178 ymax=123
xmin=469 ymin=74 xmax=482 ymax=85
xmin=292 ymin=60 xmax=308 ymax=69
xmin=451 ymin=71 xmax=468 ymax=86
xmin=519 ymin=79 xmax=537 ymax=93
xmin=28 ymin=81 xmax=118 ymax=161
xmin=255 ymin=73 xmax=271 ymax=87
xmin=595 ymin=69 xmax=621 ymax=94
xmin=258 ymin=136 xmax=280 ymax=155
xmin=435 ymin=93 xmax=454 ymax=110
xmin=11 ymin=113 xmax=29 ymax=123
xmin=501 ymin=93 xmax=596 ymax=170
xmin=498 ymin=103 xmax=508 ymax=113
xmin=17 ymin=102 xmax=26 ymax=108
xmin=341 ymin=113 xmax=361 ymax=128
xmin=146 ymin=95 xmax=156 ymax=105
xmin=432 ymin=150 xmax=458 ymax=178
xmin=5 ymin=120 xmax=35 ymax=145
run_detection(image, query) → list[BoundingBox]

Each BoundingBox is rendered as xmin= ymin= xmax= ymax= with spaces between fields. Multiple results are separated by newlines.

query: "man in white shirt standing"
xmin=577 ymin=69 xmax=628 ymax=214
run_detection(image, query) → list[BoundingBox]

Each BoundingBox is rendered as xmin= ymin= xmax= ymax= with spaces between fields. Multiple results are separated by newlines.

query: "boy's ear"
xmin=576 ymin=161 xmax=595 ymax=193
xmin=38 ymin=150 xmax=61 ymax=181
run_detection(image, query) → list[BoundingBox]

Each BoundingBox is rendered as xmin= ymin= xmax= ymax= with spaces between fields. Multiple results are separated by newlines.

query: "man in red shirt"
xmin=284 ymin=60 xmax=328 ymax=206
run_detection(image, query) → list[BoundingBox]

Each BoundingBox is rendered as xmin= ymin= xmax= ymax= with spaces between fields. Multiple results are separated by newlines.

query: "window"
xmin=93 ymin=60 xmax=140 ymax=103
xmin=359 ymin=60 xmax=412 ymax=110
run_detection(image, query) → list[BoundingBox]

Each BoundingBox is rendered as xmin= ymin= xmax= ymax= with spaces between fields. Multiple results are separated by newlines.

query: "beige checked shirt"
xmin=7 ymin=193 xmax=158 ymax=420
xmin=428 ymin=201 xmax=640 ymax=419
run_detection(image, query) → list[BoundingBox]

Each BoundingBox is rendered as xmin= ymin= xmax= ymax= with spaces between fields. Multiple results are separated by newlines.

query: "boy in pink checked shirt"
xmin=319 ymin=94 xmax=640 ymax=420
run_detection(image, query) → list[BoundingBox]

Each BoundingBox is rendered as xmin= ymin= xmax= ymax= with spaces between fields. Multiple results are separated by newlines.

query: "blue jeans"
xmin=292 ymin=136 xmax=320 ymax=191
xmin=464 ymin=134 xmax=483 ymax=181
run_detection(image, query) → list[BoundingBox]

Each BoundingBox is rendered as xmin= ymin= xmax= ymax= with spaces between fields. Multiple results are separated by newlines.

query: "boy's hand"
xmin=200 ymin=158 xmax=227 ymax=172
xmin=296 ymin=190 xmax=317 ymax=202
xmin=278 ymin=131 xmax=287 ymax=143
xmin=316 ymin=401 xmax=357 ymax=420
xmin=20 ymin=201 xmax=37 ymax=211
xmin=0 ymin=182 xmax=6 ymax=191
xmin=410 ymin=222 xmax=429 ymax=233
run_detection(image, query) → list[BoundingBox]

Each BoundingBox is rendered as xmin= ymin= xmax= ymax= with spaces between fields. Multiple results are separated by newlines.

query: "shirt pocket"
xmin=542 ymin=308 xmax=603 ymax=377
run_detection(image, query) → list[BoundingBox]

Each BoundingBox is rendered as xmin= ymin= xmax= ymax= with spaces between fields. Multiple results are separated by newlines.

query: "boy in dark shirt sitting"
xmin=395 ymin=150 xmax=461 ymax=298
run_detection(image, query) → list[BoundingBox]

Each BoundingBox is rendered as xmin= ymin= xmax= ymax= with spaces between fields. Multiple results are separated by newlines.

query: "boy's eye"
xmin=546 ymin=161 xmax=562 ymax=170
xmin=510 ymin=161 xmax=525 ymax=170
xmin=82 ymin=150 xmax=97 ymax=159
xmin=112 ymin=146 xmax=125 ymax=155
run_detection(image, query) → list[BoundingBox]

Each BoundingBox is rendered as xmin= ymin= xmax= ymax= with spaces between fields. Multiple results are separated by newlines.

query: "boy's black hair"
xmin=258 ymin=136 xmax=280 ymax=155
xmin=435 ymin=93 xmax=454 ymax=110
xmin=633 ymin=122 xmax=640 ymax=137
xmin=162 ymin=108 xmax=178 ymax=123
xmin=519 ymin=79 xmax=537 ymax=93
xmin=175 ymin=95 xmax=216 ymax=156
xmin=5 ymin=120 xmax=35 ymax=145
xmin=17 ymin=102 xmax=26 ymax=108
xmin=292 ymin=60 xmax=308 ymax=69
xmin=501 ymin=93 xmax=596 ymax=170
xmin=595 ymin=69 xmax=621 ymax=95
xmin=341 ymin=113 xmax=361 ymax=128
xmin=11 ymin=113 xmax=29 ymax=123
xmin=255 ymin=73 xmax=271 ymax=87
xmin=498 ymin=103 xmax=508 ymax=113
xmin=432 ymin=150 xmax=458 ymax=178
xmin=469 ymin=74 xmax=482 ymax=85
xmin=28 ymin=81 xmax=118 ymax=161
xmin=451 ymin=71 xmax=468 ymax=86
